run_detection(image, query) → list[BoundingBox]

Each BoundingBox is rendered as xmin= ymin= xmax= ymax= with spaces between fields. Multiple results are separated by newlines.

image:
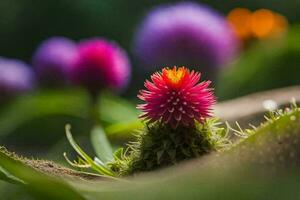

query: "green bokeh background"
xmin=0 ymin=1 xmax=300 ymax=199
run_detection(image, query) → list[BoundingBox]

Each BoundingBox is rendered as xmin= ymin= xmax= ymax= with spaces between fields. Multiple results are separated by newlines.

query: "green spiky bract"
xmin=110 ymin=118 xmax=230 ymax=176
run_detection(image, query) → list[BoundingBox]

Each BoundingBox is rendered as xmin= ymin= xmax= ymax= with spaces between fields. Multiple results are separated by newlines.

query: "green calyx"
xmin=109 ymin=118 xmax=230 ymax=176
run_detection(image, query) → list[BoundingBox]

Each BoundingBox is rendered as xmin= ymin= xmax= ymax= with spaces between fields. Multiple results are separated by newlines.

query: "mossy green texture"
xmin=110 ymin=118 xmax=230 ymax=176
xmin=224 ymin=105 xmax=300 ymax=169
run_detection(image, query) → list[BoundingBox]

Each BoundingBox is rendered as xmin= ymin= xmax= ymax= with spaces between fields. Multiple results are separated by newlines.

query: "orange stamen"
xmin=162 ymin=66 xmax=188 ymax=88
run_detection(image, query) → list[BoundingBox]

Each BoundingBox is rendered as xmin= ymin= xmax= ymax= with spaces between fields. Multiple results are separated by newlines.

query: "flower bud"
xmin=32 ymin=37 xmax=78 ymax=86
xmin=70 ymin=38 xmax=131 ymax=95
xmin=0 ymin=57 xmax=34 ymax=101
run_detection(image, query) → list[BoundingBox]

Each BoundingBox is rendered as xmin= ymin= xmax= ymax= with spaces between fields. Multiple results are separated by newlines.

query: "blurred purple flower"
xmin=32 ymin=37 xmax=78 ymax=86
xmin=70 ymin=38 xmax=131 ymax=95
xmin=0 ymin=57 xmax=34 ymax=101
xmin=133 ymin=2 xmax=238 ymax=79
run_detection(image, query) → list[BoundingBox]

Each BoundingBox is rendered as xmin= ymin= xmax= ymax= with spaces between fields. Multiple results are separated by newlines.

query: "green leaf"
xmin=65 ymin=125 xmax=115 ymax=176
xmin=113 ymin=148 xmax=124 ymax=159
xmin=70 ymin=106 xmax=300 ymax=200
xmin=91 ymin=125 xmax=113 ymax=163
xmin=0 ymin=149 xmax=84 ymax=200
xmin=0 ymin=180 xmax=34 ymax=200
xmin=1 ymin=107 xmax=300 ymax=200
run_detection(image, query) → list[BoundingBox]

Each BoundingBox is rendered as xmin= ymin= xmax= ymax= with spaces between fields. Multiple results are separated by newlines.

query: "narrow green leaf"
xmin=65 ymin=125 xmax=115 ymax=176
xmin=113 ymin=148 xmax=124 ymax=159
xmin=91 ymin=126 xmax=113 ymax=163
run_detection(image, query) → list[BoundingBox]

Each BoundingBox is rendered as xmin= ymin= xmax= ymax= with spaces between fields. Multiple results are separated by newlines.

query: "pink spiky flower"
xmin=138 ymin=66 xmax=215 ymax=128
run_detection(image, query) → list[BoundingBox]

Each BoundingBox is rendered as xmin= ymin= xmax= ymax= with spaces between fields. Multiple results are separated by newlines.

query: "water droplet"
xmin=262 ymin=99 xmax=278 ymax=111
xmin=290 ymin=115 xmax=296 ymax=121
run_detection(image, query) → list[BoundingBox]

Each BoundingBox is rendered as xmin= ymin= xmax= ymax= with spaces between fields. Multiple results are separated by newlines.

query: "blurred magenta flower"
xmin=138 ymin=66 xmax=215 ymax=128
xmin=133 ymin=2 xmax=237 ymax=78
xmin=0 ymin=57 xmax=34 ymax=101
xmin=70 ymin=38 xmax=131 ymax=95
xmin=32 ymin=37 xmax=78 ymax=86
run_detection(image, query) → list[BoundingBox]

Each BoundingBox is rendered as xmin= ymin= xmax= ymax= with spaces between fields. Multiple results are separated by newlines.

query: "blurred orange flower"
xmin=227 ymin=8 xmax=288 ymax=43
xmin=227 ymin=8 xmax=252 ymax=40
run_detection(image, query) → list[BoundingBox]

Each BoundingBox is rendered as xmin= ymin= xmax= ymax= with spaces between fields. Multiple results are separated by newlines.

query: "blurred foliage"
xmin=217 ymin=25 xmax=300 ymax=100
xmin=0 ymin=89 xmax=139 ymax=158
xmin=0 ymin=89 xmax=89 ymax=140
xmin=99 ymin=92 xmax=139 ymax=125
xmin=0 ymin=0 xmax=299 ymax=61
